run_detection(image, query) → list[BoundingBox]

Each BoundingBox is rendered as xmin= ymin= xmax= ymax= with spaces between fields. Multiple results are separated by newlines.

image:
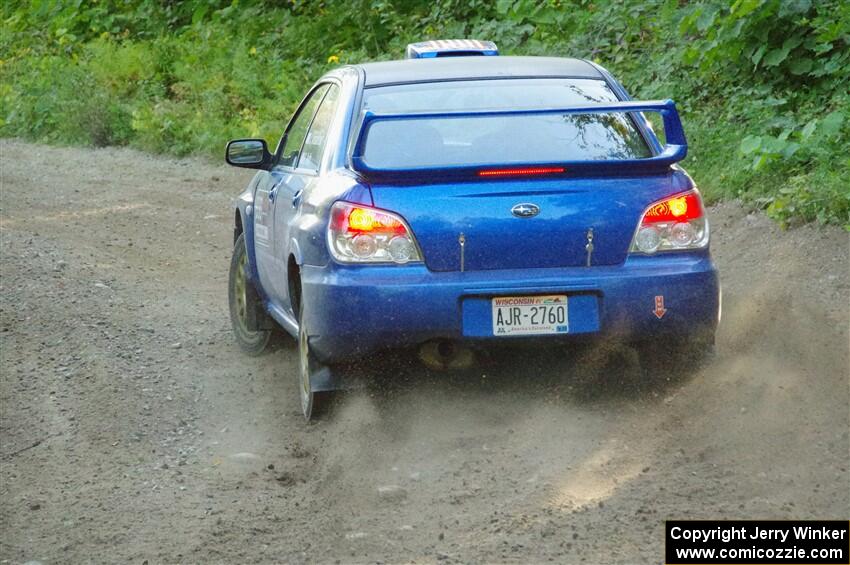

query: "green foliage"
xmin=1 ymin=0 xmax=848 ymax=225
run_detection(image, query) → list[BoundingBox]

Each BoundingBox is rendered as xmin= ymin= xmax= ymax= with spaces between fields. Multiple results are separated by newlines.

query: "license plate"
xmin=491 ymin=295 xmax=568 ymax=336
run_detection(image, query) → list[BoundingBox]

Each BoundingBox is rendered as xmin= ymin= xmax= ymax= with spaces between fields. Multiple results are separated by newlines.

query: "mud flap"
xmin=308 ymin=366 xmax=337 ymax=392
xmin=309 ymin=364 xmax=367 ymax=392
xmin=243 ymin=266 xmax=273 ymax=331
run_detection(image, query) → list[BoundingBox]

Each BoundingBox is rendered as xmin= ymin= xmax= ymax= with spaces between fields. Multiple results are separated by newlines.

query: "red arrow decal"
xmin=654 ymin=295 xmax=667 ymax=319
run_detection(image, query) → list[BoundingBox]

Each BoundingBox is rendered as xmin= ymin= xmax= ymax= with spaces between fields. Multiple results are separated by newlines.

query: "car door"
xmin=253 ymin=84 xmax=329 ymax=302
xmin=270 ymin=83 xmax=341 ymax=310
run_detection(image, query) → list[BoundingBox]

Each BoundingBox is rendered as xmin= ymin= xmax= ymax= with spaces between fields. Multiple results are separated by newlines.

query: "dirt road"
xmin=1 ymin=140 xmax=848 ymax=564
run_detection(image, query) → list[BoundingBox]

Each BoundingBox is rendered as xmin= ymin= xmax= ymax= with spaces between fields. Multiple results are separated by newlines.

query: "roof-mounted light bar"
xmin=406 ymin=39 xmax=499 ymax=59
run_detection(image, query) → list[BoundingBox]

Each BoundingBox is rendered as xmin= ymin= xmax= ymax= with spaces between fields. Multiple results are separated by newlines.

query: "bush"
xmin=1 ymin=0 xmax=847 ymax=226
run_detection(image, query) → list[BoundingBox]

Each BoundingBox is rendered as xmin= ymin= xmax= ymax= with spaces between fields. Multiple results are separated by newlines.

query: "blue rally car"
xmin=225 ymin=40 xmax=720 ymax=419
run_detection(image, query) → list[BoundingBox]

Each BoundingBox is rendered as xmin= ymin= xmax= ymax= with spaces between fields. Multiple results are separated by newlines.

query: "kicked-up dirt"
xmin=1 ymin=139 xmax=848 ymax=564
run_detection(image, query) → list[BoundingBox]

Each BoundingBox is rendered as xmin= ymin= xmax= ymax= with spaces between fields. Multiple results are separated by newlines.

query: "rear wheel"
xmin=228 ymin=233 xmax=273 ymax=355
xmin=297 ymin=291 xmax=332 ymax=420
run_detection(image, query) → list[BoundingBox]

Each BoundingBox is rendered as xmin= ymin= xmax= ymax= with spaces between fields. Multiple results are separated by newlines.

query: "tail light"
xmin=328 ymin=201 xmax=422 ymax=264
xmin=629 ymin=189 xmax=709 ymax=254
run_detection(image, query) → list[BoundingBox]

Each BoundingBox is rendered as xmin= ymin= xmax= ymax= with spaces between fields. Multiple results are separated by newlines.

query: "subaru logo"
xmin=511 ymin=203 xmax=540 ymax=218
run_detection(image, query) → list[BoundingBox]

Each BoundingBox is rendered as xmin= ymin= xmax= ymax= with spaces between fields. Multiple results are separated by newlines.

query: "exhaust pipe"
xmin=418 ymin=339 xmax=475 ymax=371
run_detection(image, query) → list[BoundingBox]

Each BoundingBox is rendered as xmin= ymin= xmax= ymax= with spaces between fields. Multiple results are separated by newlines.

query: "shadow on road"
xmin=339 ymin=339 xmax=701 ymax=418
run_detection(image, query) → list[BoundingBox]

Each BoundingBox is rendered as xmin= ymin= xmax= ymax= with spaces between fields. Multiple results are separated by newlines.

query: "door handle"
xmin=292 ymin=189 xmax=303 ymax=207
xmin=268 ymin=181 xmax=281 ymax=202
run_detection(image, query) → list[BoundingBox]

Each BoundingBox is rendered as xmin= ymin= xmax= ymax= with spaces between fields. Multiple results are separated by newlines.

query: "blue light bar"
xmin=406 ymin=39 xmax=499 ymax=59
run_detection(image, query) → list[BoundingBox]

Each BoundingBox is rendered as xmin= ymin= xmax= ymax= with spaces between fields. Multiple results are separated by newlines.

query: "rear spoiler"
xmin=351 ymin=99 xmax=687 ymax=181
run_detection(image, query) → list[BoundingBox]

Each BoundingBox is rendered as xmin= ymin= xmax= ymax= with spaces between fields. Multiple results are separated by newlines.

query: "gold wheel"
xmin=234 ymin=250 xmax=250 ymax=333
xmin=228 ymin=233 xmax=272 ymax=355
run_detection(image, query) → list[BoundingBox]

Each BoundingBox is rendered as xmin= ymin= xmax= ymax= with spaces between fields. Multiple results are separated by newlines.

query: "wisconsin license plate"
xmin=492 ymin=295 xmax=568 ymax=336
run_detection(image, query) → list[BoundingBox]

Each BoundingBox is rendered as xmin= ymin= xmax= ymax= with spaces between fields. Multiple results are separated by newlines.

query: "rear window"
xmin=360 ymin=78 xmax=652 ymax=169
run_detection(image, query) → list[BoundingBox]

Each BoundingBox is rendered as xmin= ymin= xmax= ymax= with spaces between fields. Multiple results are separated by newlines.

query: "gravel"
xmin=1 ymin=139 xmax=847 ymax=563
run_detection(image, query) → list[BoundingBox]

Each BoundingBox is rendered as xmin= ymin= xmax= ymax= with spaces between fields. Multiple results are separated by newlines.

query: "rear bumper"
xmin=301 ymin=253 xmax=719 ymax=363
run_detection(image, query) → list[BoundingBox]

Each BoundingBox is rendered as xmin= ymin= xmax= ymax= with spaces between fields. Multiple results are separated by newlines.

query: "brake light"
xmin=630 ymin=189 xmax=709 ymax=254
xmin=329 ymin=202 xmax=422 ymax=264
xmin=345 ymin=207 xmax=407 ymax=234
xmin=478 ymin=166 xmax=565 ymax=177
xmin=642 ymin=192 xmax=702 ymax=222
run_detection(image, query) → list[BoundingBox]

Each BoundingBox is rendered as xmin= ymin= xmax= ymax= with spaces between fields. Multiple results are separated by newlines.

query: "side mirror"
xmin=225 ymin=139 xmax=272 ymax=169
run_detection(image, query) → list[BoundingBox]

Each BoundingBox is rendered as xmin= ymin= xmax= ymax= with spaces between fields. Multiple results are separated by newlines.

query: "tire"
xmin=297 ymin=290 xmax=332 ymax=421
xmin=228 ymin=233 xmax=273 ymax=356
